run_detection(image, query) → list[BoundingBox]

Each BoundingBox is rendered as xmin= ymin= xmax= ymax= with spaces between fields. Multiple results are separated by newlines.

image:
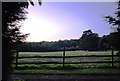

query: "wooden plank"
xmin=18 ymin=56 xmax=64 ymax=58
xmin=65 ymin=61 xmax=120 ymax=64
xmin=13 ymin=61 xmax=120 ymax=65
xmin=65 ymin=55 xmax=119 ymax=58
xmin=66 ymin=61 xmax=120 ymax=64
xmin=63 ymin=47 xmax=65 ymax=67
xmin=15 ymin=51 xmax=19 ymax=69
xmin=14 ymin=62 xmax=63 ymax=64
xmin=111 ymin=48 xmax=114 ymax=67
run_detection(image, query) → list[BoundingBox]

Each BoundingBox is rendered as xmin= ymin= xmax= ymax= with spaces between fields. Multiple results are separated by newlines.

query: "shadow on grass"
xmin=13 ymin=64 xmax=120 ymax=70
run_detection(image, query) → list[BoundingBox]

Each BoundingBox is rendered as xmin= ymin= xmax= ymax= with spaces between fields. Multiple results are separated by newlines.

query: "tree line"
xmin=13 ymin=29 xmax=111 ymax=52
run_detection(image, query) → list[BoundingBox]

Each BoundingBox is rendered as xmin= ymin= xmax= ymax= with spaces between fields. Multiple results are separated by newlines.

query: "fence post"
xmin=15 ymin=51 xmax=19 ymax=69
xmin=63 ymin=47 xmax=65 ymax=67
xmin=111 ymin=47 xmax=114 ymax=67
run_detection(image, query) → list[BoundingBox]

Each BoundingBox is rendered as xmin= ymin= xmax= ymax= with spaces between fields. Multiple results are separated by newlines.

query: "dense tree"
xmin=79 ymin=29 xmax=99 ymax=51
xmin=2 ymin=1 xmax=42 ymax=80
xmin=15 ymin=29 xmax=100 ymax=52
xmin=13 ymin=29 xmax=102 ymax=52
xmin=13 ymin=39 xmax=80 ymax=52
xmin=2 ymin=2 xmax=29 ymax=81
xmin=104 ymin=1 xmax=120 ymax=50
xmin=98 ymin=36 xmax=110 ymax=51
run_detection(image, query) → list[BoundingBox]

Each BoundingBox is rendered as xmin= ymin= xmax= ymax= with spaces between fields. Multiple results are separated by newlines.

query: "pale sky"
xmin=20 ymin=2 xmax=117 ymax=42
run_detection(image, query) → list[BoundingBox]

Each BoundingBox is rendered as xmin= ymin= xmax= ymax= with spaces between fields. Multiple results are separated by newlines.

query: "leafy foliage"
xmin=2 ymin=2 xmax=29 ymax=44
xmin=2 ymin=1 xmax=42 ymax=80
xmin=107 ymin=32 xmax=120 ymax=50
xmin=2 ymin=2 xmax=30 ymax=81
xmin=98 ymin=36 xmax=110 ymax=51
xmin=104 ymin=1 xmax=120 ymax=50
xmin=13 ymin=29 xmax=104 ymax=52
xmin=79 ymin=30 xmax=100 ymax=51
xmin=104 ymin=1 xmax=120 ymax=32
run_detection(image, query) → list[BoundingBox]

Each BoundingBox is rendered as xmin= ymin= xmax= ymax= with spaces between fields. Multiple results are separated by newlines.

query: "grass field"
xmin=16 ymin=50 xmax=118 ymax=63
xmin=18 ymin=50 xmax=114 ymax=56
xmin=13 ymin=50 xmax=120 ymax=74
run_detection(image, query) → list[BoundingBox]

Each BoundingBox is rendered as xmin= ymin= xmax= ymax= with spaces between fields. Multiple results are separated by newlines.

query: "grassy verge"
xmin=13 ymin=63 xmax=114 ymax=69
xmin=13 ymin=68 xmax=120 ymax=74
xmin=13 ymin=64 xmax=120 ymax=75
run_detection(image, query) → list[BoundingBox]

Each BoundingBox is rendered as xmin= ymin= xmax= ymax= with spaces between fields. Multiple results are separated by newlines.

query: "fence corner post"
xmin=15 ymin=51 xmax=19 ymax=69
xmin=111 ymin=47 xmax=114 ymax=67
xmin=63 ymin=47 xmax=65 ymax=67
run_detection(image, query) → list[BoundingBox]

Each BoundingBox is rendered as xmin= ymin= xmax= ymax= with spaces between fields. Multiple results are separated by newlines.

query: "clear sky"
xmin=20 ymin=1 xmax=117 ymax=42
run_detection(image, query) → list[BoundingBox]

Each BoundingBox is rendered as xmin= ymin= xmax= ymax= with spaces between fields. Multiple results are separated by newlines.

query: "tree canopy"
xmin=104 ymin=1 xmax=120 ymax=50
xmin=13 ymin=29 xmax=103 ymax=52
xmin=2 ymin=2 xmax=29 ymax=44
xmin=2 ymin=1 xmax=41 ymax=80
xmin=79 ymin=29 xmax=99 ymax=51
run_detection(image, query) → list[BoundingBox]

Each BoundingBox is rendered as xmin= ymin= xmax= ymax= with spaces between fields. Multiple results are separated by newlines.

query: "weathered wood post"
xmin=111 ymin=47 xmax=114 ymax=67
xmin=63 ymin=47 xmax=65 ymax=67
xmin=15 ymin=51 xmax=19 ymax=69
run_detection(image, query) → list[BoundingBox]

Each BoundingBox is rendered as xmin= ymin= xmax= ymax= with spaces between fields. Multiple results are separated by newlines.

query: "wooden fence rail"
xmin=13 ymin=61 xmax=120 ymax=64
xmin=11 ymin=49 xmax=120 ymax=69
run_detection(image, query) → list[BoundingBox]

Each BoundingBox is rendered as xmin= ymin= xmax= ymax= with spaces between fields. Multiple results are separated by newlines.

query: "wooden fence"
xmin=11 ymin=49 xmax=120 ymax=69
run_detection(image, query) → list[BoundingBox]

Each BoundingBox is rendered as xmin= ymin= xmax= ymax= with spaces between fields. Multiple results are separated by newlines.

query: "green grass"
xmin=12 ymin=50 xmax=120 ymax=74
xmin=13 ymin=63 xmax=113 ymax=69
xmin=13 ymin=50 xmax=118 ymax=64
xmin=19 ymin=51 xmax=63 ymax=56
xmin=14 ymin=68 xmax=120 ymax=74
xmin=18 ymin=50 xmax=114 ymax=56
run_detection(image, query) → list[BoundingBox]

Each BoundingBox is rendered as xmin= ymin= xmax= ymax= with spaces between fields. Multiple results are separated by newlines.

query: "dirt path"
xmin=10 ymin=74 xmax=120 ymax=81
